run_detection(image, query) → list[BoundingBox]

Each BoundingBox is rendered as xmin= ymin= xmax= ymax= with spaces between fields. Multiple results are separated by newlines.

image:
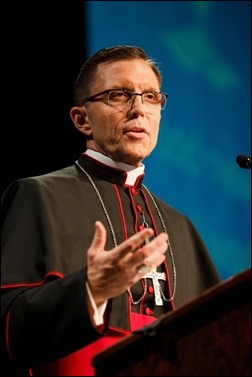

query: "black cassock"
xmin=1 ymin=152 xmax=221 ymax=375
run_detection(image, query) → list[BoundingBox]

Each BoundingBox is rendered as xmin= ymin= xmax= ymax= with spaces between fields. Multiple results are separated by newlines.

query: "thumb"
xmin=89 ymin=221 xmax=107 ymax=254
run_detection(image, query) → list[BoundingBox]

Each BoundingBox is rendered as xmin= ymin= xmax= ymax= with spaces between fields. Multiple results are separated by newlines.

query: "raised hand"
xmin=87 ymin=220 xmax=169 ymax=305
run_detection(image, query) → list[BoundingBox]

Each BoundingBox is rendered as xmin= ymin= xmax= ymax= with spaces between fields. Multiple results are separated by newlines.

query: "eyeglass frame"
xmin=81 ymin=89 xmax=168 ymax=110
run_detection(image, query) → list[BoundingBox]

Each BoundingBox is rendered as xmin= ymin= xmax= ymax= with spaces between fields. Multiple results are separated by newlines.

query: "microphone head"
xmin=236 ymin=155 xmax=251 ymax=169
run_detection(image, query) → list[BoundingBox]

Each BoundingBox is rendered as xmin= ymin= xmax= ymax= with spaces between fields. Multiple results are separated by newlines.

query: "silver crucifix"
xmin=144 ymin=268 xmax=166 ymax=306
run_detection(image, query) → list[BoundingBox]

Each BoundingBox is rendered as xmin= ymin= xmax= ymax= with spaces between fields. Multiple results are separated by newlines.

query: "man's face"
xmin=76 ymin=59 xmax=163 ymax=166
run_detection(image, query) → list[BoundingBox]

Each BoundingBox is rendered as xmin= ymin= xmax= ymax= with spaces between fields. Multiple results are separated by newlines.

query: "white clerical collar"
xmin=85 ymin=149 xmax=145 ymax=186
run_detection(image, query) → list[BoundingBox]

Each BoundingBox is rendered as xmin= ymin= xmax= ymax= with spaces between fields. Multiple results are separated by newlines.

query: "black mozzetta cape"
xmin=1 ymin=153 xmax=221 ymax=373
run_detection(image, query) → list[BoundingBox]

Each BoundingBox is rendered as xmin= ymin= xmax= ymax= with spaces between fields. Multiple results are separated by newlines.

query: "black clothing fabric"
xmin=1 ymin=153 xmax=221 ymax=372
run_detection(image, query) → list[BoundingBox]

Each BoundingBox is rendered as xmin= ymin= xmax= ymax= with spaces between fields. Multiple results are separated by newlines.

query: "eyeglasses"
xmin=82 ymin=89 xmax=168 ymax=111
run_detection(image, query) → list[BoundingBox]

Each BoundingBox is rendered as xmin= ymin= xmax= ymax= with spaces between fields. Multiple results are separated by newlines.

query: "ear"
xmin=69 ymin=107 xmax=92 ymax=136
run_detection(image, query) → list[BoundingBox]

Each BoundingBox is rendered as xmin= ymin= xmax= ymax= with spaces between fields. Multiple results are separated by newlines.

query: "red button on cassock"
xmin=147 ymin=286 xmax=154 ymax=294
xmin=144 ymin=307 xmax=154 ymax=315
xmin=131 ymin=188 xmax=139 ymax=195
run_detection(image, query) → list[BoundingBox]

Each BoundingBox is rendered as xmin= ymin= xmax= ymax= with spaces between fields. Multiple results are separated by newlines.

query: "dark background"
xmin=1 ymin=1 xmax=87 ymax=195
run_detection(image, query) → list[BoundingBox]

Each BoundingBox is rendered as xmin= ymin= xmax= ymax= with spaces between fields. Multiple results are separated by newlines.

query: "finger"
xmin=112 ymin=227 xmax=155 ymax=259
xmin=88 ymin=221 xmax=107 ymax=256
xmin=142 ymin=233 xmax=168 ymax=262
xmin=128 ymin=233 xmax=168 ymax=272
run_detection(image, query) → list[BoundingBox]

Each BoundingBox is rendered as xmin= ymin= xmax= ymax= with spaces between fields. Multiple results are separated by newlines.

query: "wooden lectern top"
xmin=92 ymin=268 xmax=251 ymax=376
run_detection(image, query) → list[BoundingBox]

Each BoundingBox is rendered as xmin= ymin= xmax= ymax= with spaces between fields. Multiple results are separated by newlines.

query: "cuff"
xmin=86 ymin=281 xmax=107 ymax=326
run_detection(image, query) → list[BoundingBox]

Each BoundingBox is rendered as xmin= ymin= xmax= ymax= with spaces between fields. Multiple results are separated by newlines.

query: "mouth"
xmin=125 ymin=128 xmax=148 ymax=139
xmin=125 ymin=126 xmax=147 ymax=134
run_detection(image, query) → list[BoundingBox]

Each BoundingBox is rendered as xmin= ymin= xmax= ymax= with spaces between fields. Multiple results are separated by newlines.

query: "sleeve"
xmin=1 ymin=179 xmax=108 ymax=369
xmin=2 ymin=270 xmax=105 ymax=368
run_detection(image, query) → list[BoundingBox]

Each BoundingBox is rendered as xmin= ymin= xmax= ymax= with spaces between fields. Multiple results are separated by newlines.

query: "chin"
xmin=126 ymin=153 xmax=147 ymax=166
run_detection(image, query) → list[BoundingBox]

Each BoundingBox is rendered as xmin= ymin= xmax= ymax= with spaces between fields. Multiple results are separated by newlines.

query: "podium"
xmin=92 ymin=268 xmax=251 ymax=376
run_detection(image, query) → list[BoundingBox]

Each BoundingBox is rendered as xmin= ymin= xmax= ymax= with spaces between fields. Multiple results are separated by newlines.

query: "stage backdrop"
xmin=85 ymin=1 xmax=251 ymax=280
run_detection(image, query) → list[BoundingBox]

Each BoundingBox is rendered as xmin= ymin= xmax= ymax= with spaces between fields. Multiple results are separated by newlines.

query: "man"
xmin=1 ymin=45 xmax=221 ymax=376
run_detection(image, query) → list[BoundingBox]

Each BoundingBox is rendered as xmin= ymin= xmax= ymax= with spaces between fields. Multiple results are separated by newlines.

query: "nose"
xmin=127 ymin=94 xmax=145 ymax=118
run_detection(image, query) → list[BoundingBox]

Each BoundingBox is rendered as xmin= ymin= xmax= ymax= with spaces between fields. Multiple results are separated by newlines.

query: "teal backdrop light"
xmin=86 ymin=1 xmax=251 ymax=280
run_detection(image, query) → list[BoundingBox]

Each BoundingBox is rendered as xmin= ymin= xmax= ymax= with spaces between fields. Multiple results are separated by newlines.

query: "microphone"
xmin=236 ymin=155 xmax=251 ymax=169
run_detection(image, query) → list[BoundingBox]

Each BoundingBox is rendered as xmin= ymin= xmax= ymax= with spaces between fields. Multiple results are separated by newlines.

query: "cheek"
xmin=152 ymin=119 xmax=160 ymax=138
xmin=94 ymin=112 xmax=124 ymax=137
xmin=89 ymin=108 xmax=119 ymax=128
xmin=89 ymin=112 xmax=118 ymax=141
xmin=87 ymin=111 xmax=106 ymax=134
xmin=150 ymin=122 xmax=160 ymax=147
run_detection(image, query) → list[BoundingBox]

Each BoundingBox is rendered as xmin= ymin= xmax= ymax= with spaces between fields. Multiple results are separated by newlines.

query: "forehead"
xmin=94 ymin=59 xmax=160 ymax=90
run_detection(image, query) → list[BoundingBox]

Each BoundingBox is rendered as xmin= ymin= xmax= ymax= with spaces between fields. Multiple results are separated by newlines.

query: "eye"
xmin=144 ymin=92 xmax=157 ymax=102
xmin=109 ymin=90 xmax=129 ymax=102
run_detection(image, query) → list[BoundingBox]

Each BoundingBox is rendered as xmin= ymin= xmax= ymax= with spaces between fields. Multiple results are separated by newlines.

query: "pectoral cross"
xmin=144 ymin=269 xmax=166 ymax=306
xmin=136 ymin=205 xmax=167 ymax=305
